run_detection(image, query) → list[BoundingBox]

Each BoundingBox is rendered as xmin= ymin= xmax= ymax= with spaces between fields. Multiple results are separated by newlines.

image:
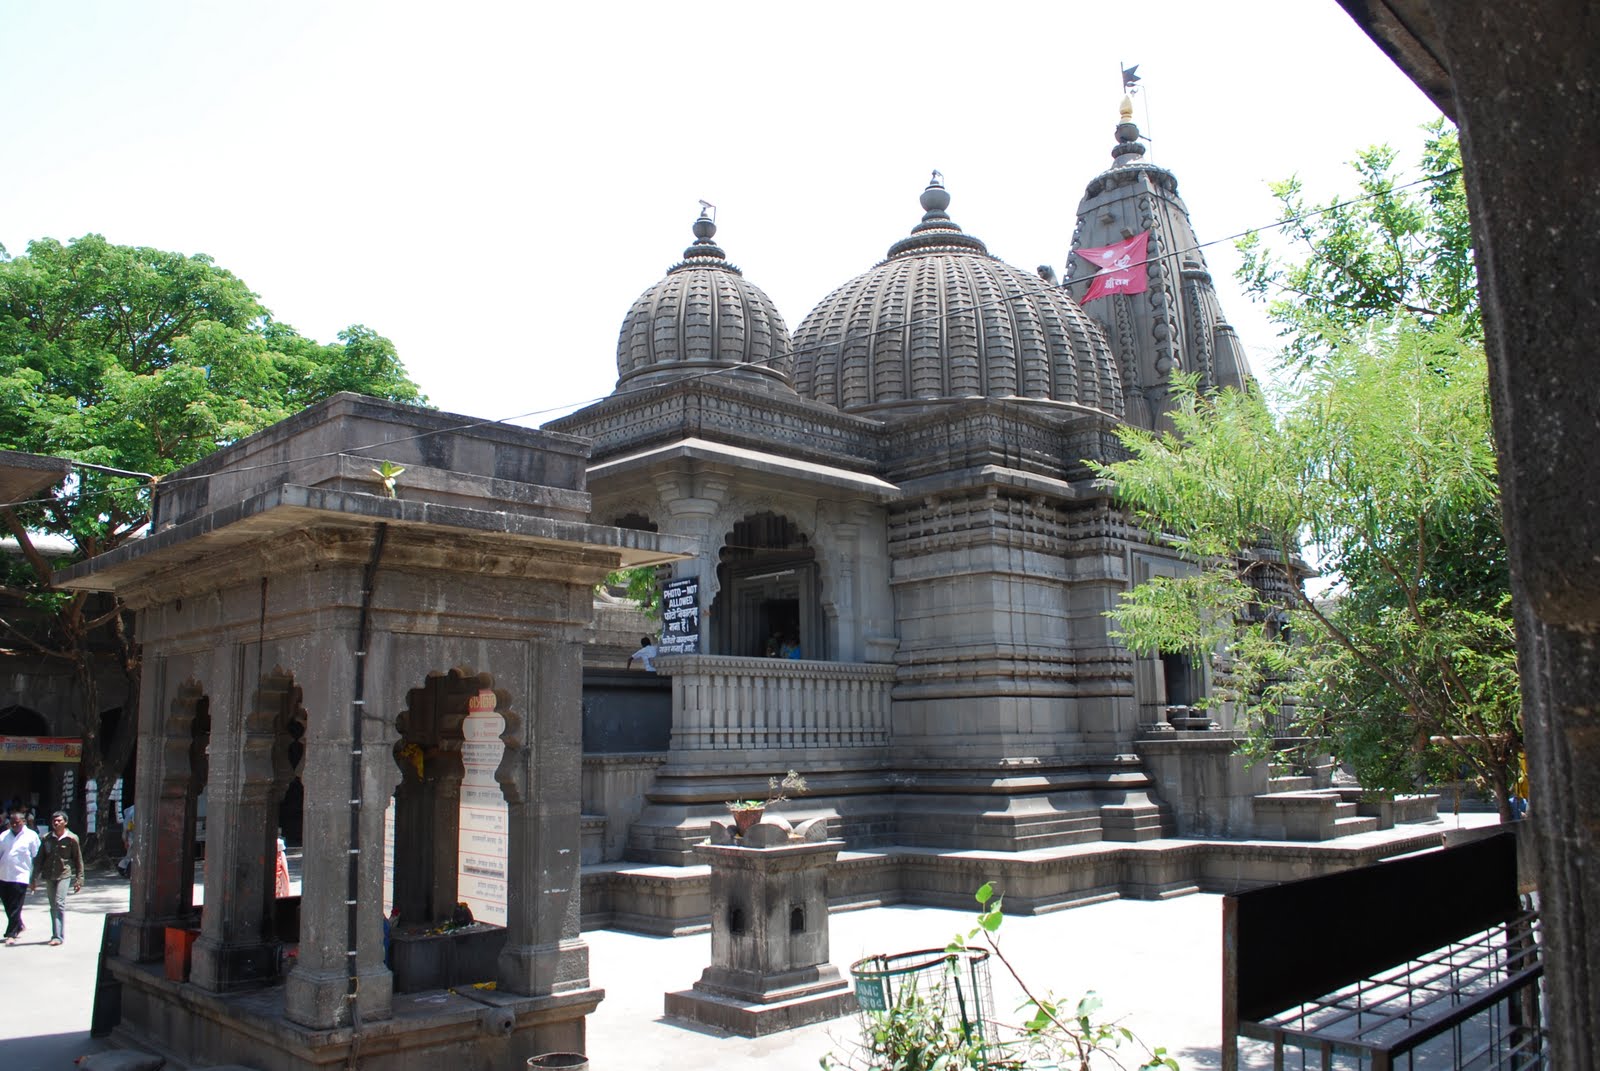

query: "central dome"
xmin=793 ymin=175 xmax=1124 ymax=418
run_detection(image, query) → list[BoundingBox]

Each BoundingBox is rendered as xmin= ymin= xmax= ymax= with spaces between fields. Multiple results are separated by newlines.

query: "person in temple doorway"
xmin=628 ymin=635 xmax=659 ymax=672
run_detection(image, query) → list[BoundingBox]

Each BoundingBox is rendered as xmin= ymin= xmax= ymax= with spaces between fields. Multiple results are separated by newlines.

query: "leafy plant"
xmin=823 ymin=885 xmax=1177 ymax=1071
xmin=952 ymin=884 xmax=1178 ymax=1071
xmin=727 ymin=769 xmax=807 ymax=813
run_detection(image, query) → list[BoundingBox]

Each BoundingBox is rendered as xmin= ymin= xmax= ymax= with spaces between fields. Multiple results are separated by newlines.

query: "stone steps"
xmin=1251 ymin=790 xmax=1381 ymax=841
xmin=1099 ymin=802 xmax=1171 ymax=842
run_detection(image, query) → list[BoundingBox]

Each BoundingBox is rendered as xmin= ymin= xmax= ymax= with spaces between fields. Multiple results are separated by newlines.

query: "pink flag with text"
xmin=1077 ymin=231 xmax=1151 ymax=302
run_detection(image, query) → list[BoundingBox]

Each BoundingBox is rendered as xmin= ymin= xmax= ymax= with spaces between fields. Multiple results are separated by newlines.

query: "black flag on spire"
xmin=1121 ymin=63 xmax=1141 ymax=91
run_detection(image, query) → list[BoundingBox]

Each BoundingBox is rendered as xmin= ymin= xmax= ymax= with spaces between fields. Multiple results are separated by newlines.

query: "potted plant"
xmin=725 ymin=769 xmax=808 ymax=835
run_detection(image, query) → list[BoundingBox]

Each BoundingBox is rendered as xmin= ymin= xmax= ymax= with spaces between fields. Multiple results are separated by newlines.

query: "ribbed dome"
xmin=793 ymin=175 xmax=1124 ymax=418
xmin=616 ymin=212 xmax=794 ymax=392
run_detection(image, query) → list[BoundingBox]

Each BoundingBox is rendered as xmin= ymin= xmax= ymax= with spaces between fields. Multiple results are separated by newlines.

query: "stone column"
xmin=284 ymin=627 xmax=394 ymax=1029
xmin=191 ymin=670 xmax=288 ymax=992
xmin=121 ymin=656 xmax=205 ymax=963
xmin=655 ymin=471 xmax=729 ymax=653
xmin=497 ymin=630 xmax=591 ymax=997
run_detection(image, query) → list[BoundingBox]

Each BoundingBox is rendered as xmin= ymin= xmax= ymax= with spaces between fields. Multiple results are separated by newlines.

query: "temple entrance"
xmin=712 ymin=513 xmax=825 ymax=660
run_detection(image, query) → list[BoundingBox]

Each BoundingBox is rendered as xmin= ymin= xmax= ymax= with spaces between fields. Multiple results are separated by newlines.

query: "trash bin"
xmin=526 ymin=1055 xmax=588 ymax=1070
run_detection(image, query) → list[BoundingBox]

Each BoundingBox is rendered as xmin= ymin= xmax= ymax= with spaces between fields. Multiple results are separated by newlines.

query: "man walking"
xmin=0 ymin=808 xmax=40 ymax=944
xmin=31 ymin=811 xmax=83 ymax=945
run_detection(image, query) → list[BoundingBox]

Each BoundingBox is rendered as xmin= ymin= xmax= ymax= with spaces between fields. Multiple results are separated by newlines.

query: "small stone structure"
xmin=57 ymin=394 xmax=689 ymax=1071
xmin=664 ymin=815 xmax=853 ymax=1035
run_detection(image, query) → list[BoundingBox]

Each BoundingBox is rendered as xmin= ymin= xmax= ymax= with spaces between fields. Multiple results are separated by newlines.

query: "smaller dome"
xmin=616 ymin=212 xmax=794 ymax=392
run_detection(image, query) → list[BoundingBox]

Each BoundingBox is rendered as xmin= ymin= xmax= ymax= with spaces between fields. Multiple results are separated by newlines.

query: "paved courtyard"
xmin=5 ymin=813 xmax=1499 ymax=1070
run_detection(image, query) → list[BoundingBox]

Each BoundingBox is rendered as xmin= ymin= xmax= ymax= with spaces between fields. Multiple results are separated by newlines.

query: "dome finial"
xmin=920 ymin=170 xmax=951 ymax=218
xmin=692 ymin=200 xmax=718 ymax=244
xmin=1112 ymin=96 xmax=1146 ymax=166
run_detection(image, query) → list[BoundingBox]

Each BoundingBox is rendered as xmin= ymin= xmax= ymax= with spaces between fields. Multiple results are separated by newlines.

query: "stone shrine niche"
xmin=712 ymin=512 xmax=825 ymax=660
xmin=390 ymin=669 xmax=509 ymax=927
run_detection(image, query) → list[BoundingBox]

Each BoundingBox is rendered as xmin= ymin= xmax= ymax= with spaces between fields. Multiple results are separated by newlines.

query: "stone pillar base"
xmin=498 ymin=938 xmax=591 ymax=997
xmin=119 ymin=916 xmax=176 ymax=964
xmin=665 ymin=977 xmax=855 ymax=1037
xmin=284 ymin=963 xmax=393 ymax=1028
xmin=190 ymin=936 xmax=279 ymax=992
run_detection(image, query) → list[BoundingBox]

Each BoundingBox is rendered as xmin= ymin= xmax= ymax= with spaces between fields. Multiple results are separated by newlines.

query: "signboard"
xmin=456 ymin=689 xmax=508 ymax=926
xmin=658 ymin=576 xmax=700 ymax=655
xmin=855 ymin=975 xmax=888 ymax=1011
xmin=0 ymin=736 xmax=82 ymax=763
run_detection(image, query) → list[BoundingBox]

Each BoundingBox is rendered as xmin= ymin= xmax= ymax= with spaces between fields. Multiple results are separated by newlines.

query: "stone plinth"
xmin=664 ymin=817 xmax=854 ymax=1035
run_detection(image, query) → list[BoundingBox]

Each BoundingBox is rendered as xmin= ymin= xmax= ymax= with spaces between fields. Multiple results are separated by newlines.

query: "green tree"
xmin=0 ymin=233 xmax=426 ymax=852
xmin=1236 ymin=118 xmax=1476 ymax=369
xmin=1099 ymin=318 xmax=1518 ymax=816
xmin=1099 ymin=119 xmax=1521 ymax=816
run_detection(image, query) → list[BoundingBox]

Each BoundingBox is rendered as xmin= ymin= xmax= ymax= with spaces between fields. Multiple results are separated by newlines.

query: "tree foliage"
xmin=1099 ymin=122 xmax=1520 ymax=816
xmin=0 ymin=233 xmax=426 ymax=848
xmin=1099 ymin=318 xmax=1518 ymax=814
xmin=1236 ymin=119 xmax=1476 ymax=369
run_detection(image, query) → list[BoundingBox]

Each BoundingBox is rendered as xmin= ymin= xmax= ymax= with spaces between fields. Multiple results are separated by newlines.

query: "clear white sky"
xmin=1 ymin=1 xmax=1443 ymax=424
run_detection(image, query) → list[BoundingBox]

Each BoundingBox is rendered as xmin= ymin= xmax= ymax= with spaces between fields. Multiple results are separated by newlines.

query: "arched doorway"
xmin=0 ymin=706 xmax=53 ymax=816
xmin=711 ymin=513 xmax=825 ymax=659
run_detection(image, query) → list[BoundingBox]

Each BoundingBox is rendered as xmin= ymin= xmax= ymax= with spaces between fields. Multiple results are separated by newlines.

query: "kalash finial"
xmin=692 ymin=200 xmax=718 ymax=244
xmin=920 ymin=170 xmax=951 ymax=219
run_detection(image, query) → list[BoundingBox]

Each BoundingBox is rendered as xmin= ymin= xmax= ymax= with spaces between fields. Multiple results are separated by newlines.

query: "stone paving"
xmin=5 ymin=812 xmax=1500 ymax=1070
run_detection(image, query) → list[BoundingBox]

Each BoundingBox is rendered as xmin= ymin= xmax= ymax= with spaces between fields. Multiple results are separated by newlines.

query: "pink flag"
xmin=1077 ymin=231 xmax=1151 ymax=302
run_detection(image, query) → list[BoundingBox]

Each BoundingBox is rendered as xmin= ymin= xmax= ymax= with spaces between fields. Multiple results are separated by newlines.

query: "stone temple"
xmin=553 ymin=104 xmax=1441 ymax=928
xmin=59 ymin=103 xmax=1446 ymax=1069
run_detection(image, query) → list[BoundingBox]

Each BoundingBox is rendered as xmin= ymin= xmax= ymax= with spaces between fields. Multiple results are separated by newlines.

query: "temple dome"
xmin=793 ymin=174 xmax=1124 ymax=418
xmin=615 ymin=212 xmax=794 ymax=392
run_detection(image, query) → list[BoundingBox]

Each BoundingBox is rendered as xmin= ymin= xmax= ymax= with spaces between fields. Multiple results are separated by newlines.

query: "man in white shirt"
xmin=627 ymin=636 xmax=659 ymax=672
xmin=1 ymin=808 xmax=41 ymax=944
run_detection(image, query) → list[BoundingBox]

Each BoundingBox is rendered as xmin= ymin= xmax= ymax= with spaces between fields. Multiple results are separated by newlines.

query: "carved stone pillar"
xmin=191 ymin=672 xmax=294 ymax=991
xmin=497 ymin=633 xmax=591 ymax=999
xmin=121 ymin=666 xmax=208 ymax=963
xmin=285 ymin=630 xmax=394 ymax=1029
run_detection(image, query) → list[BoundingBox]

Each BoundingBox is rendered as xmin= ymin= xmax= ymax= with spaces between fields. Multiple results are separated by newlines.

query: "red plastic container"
xmin=164 ymin=926 xmax=201 ymax=982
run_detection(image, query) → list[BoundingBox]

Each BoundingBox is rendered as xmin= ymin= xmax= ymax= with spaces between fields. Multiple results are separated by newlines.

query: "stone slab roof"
xmin=0 ymin=449 xmax=72 ymax=506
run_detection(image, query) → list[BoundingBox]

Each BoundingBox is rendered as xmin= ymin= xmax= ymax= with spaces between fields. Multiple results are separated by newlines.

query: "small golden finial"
xmin=1120 ymin=94 xmax=1134 ymax=123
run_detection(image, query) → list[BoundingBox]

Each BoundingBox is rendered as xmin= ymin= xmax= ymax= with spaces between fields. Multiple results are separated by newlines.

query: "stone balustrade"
xmin=658 ymin=655 xmax=894 ymax=752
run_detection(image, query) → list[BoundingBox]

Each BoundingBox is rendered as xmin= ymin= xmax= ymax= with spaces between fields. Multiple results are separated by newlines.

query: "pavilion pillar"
xmin=497 ymin=631 xmax=591 ymax=998
xmin=285 ymin=620 xmax=396 ymax=1029
xmin=121 ymin=657 xmax=206 ymax=963
xmin=191 ymin=668 xmax=288 ymax=991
